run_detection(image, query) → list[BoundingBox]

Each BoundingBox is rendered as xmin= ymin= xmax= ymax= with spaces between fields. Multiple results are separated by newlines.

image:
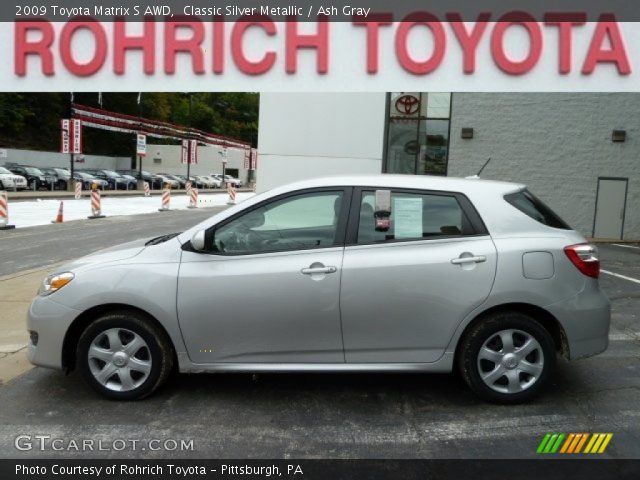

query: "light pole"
xmin=186 ymin=93 xmax=193 ymax=180
xmin=219 ymin=147 xmax=227 ymax=184
xmin=137 ymin=93 xmax=143 ymax=178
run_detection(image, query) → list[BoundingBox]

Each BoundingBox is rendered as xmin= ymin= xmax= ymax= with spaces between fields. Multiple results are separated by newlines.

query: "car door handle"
xmin=301 ymin=266 xmax=337 ymax=275
xmin=451 ymin=255 xmax=487 ymax=265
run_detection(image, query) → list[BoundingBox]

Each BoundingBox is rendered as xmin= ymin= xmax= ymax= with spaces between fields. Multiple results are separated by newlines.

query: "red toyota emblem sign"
xmin=395 ymin=95 xmax=420 ymax=115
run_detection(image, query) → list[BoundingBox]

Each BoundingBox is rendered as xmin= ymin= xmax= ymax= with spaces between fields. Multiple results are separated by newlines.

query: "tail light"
xmin=564 ymin=244 xmax=600 ymax=278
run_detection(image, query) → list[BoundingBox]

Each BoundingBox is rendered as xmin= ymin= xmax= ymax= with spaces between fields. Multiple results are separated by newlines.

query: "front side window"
xmin=213 ymin=191 xmax=344 ymax=254
xmin=357 ymin=191 xmax=474 ymax=244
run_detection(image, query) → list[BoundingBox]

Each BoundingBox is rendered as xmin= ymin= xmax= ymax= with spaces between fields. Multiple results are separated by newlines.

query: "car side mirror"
xmin=191 ymin=229 xmax=207 ymax=252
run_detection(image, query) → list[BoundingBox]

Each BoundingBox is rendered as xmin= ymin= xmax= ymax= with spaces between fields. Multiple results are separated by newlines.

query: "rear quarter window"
xmin=504 ymin=189 xmax=570 ymax=229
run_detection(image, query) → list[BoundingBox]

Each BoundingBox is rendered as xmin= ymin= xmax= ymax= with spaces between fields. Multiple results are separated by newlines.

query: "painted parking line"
xmin=601 ymin=269 xmax=640 ymax=285
xmin=611 ymin=244 xmax=640 ymax=250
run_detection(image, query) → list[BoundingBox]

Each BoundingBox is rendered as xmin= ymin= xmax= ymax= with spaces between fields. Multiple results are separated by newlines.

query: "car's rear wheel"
xmin=458 ymin=312 xmax=556 ymax=404
xmin=76 ymin=311 xmax=174 ymax=400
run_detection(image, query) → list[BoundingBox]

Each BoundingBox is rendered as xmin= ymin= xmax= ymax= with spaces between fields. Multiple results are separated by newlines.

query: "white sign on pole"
xmin=71 ymin=119 xmax=82 ymax=154
xmin=243 ymin=149 xmax=250 ymax=170
xmin=189 ymin=140 xmax=198 ymax=164
xmin=60 ymin=119 xmax=70 ymax=154
xmin=181 ymin=140 xmax=189 ymax=164
xmin=250 ymin=148 xmax=257 ymax=170
xmin=136 ymin=133 xmax=147 ymax=156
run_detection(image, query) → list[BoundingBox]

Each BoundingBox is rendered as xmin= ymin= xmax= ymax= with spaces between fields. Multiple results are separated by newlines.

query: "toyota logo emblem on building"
xmin=395 ymin=95 xmax=420 ymax=115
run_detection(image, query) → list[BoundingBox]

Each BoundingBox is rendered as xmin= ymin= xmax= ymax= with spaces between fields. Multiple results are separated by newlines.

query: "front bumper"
xmin=546 ymin=281 xmax=611 ymax=360
xmin=27 ymin=295 xmax=80 ymax=370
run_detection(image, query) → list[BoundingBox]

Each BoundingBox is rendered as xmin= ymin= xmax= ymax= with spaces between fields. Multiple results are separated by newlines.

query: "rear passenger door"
xmin=340 ymin=188 xmax=497 ymax=363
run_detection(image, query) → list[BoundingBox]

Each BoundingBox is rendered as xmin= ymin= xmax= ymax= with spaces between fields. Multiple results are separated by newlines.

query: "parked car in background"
xmin=26 ymin=175 xmax=610 ymax=402
xmin=176 ymin=175 xmax=205 ymax=189
xmin=213 ymin=174 xmax=243 ymax=188
xmin=155 ymin=174 xmax=181 ymax=189
xmin=195 ymin=175 xmax=220 ymax=189
xmin=5 ymin=165 xmax=56 ymax=190
xmin=39 ymin=167 xmax=70 ymax=190
xmin=73 ymin=172 xmax=108 ymax=190
xmin=158 ymin=174 xmax=187 ymax=189
xmin=81 ymin=169 xmax=133 ymax=190
xmin=0 ymin=166 xmax=28 ymax=190
xmin=117 ymin=169 xmax=163 ymax=189
xmin=120 ymin=174 xmax=138 ymax=187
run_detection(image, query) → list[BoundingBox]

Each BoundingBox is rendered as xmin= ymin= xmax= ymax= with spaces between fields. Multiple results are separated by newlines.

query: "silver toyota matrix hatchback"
xmin=28 ymin=175 xmax=610 ymax=403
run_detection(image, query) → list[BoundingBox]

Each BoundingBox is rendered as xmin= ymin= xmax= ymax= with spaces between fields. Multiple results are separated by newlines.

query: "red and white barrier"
xmin=88 ymin=185 xmax=105 ymax=219
xmin=74 ymin=182 xmax=82 ymax=199
xmin=0 ymin=191 xmax=15 ymax=230
xmin=143 ymin=181 xmax=150 ymax=197
xmin=188 ymin=188 xmax=198 ymax=209
xmin=227 ymin=182 xmax=237 ymax=205
xmin=185 ymin=181 xmax=192 ymax=195
xmin=159 ymin=186 xmax=171 ymax=211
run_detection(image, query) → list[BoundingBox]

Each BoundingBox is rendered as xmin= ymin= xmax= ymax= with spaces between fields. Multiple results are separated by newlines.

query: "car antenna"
xmin=477 ymin=157 xmax=491 ymax=177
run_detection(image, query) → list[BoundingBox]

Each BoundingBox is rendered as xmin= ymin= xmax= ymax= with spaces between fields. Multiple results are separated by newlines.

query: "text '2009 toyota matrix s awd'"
xmin=27 ymin=175 xmax=610 ymax=403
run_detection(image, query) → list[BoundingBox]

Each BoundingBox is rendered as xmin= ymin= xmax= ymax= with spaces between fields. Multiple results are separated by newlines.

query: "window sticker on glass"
xmin=393 ymin=197 xmax=423 ymax=239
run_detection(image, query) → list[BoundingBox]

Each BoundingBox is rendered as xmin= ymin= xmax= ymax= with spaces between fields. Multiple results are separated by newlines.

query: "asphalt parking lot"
xmin=0 ymin=209 xmax=638 ymax=459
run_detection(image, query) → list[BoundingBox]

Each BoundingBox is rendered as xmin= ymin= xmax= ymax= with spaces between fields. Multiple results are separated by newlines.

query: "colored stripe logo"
xmin=537 ymin=433 xmax=613 ymax=454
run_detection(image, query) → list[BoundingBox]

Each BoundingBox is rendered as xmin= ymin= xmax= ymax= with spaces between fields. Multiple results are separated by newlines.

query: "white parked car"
xmin=212 ymin=174 xmax=243 ymax=188
xmin=0 ymin=166 xmax=28 ymax=190
xmin=196 ymin=175 xmax=221 ymax=188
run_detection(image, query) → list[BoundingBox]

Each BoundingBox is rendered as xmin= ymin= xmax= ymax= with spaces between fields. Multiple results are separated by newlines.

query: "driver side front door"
xmin=177 ymin=188 xmax=351 ymax=364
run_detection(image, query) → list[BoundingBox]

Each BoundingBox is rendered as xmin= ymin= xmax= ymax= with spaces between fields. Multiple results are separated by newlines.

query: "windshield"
xmin=76 ymin=172 xmax=93 ymax=179
xmin=54 ymin=169 xmax=70 ymax=176
xmin=103 ymin=170 xmax=122 ymax=178
xmin=25 ymin=167 xmax=44 ymax=175
xmin=0 ymin=167 xmax=12 ymax=174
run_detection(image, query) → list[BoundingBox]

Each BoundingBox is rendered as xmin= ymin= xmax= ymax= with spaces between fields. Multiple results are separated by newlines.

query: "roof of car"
xmin=271 ymin=174 xmax=525 ymax=195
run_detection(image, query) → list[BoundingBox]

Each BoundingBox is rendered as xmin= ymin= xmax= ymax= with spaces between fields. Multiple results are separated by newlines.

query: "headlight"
xmin=38 ymin=272 xmax=75 ymax=296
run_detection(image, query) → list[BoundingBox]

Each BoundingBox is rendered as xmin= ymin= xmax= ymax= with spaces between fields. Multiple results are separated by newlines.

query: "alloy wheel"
xmin=87 ymin=328 xmax=152 ymax=392
xmin=477 ymin=329 xmax=544 ymax=394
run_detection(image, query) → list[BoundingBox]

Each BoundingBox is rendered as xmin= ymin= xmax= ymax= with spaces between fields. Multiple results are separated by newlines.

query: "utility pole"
xmin=137 ymin=93 xmax=143 ymax=178
xmin=68 ymin=92 xmax=74 ymax=186
xmin=187 ymin=93 xmax=193 ymax=180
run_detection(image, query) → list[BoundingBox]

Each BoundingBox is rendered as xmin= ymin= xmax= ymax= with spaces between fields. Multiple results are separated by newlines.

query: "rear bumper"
xmin=546 ymin=281 xmax=611 ymax=360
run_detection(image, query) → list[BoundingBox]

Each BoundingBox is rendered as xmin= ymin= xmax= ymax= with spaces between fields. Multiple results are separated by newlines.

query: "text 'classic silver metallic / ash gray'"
xmin=27 ymin=175 xmax=610 ymax=402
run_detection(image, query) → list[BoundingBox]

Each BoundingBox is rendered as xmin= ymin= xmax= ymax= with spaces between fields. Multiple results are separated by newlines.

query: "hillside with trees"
xmin=0 ymin=92 xmax=259 ymax=157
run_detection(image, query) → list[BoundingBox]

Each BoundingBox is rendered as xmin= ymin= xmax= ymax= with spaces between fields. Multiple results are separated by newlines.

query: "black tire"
xmin=28 ymin=179 xmax=38 ymax=190
xmin=76 ymin=310 xmax=174 ymax=400
xmin=458 ymin=311 xmax=556 ymax=404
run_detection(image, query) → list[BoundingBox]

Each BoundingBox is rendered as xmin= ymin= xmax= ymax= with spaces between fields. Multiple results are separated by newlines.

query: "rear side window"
xmin=357 ymin=191 xmax=476 ymax=244
xmin=504 ymin=189 xmax=570 ymax=229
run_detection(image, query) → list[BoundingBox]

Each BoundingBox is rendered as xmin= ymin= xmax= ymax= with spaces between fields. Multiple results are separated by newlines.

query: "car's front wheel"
xmin=458 ymin=312 xmax=556 ymax=404
xmin=76 ymin=311 xmax=174 ymax=400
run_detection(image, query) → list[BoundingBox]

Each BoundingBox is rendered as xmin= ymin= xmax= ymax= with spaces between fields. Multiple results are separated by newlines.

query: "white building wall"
xmin=142 ymin=144 xmax=251 ymax=181
xmin=1 ymin=148 xmax=129 ymax=170
xmin=447 ymin=93 xmax=640 ymax=240
xmin=257 ymin=93 xmax=387 ymax=192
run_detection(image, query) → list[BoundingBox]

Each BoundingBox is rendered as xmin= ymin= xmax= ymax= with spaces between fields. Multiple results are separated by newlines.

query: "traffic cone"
xmin=51 ymin=201 xmax=64 ymax=223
